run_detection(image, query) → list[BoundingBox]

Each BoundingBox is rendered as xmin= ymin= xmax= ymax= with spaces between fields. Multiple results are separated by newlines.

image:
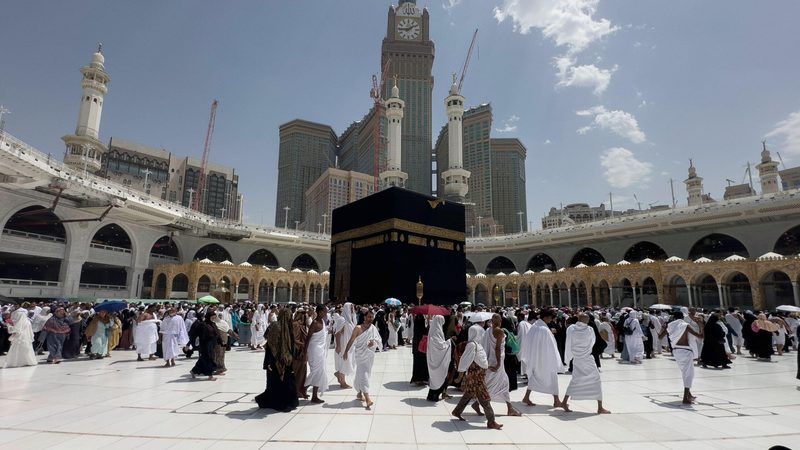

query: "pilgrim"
xmin=561 ymin=313 xmax=610 ymax=414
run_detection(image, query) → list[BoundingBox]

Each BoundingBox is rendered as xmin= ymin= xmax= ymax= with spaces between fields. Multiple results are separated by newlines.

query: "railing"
xmin=2 ymin=228 xmax=66 ymax=243
xmin=79 ymin=283 xmax=127 ymax=291
xmin=89 ymin=243 xmax=132 ymax=254
xmin=150 ymin=253 xmax=180 ymax=262
xmin=0 ymin=278 xmax=60 ymax=287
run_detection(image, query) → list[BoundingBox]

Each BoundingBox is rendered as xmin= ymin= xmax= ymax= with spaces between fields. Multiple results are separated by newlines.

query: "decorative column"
xmin=272 ymin=285 xmax=276 ymax=304
xmin=716 ymin=283 xmax=724 ymax=309
xmin=305 ymin=284 xmax=310 ymax=303
xmin=792 ymin=281 xmax=800 ymax=307
xmin=549 ymin=287 xmax=554 ymax=305
xmin=632 ymin=285 xmax=638 ymax=308
xmin=687 ymin=283 xmax=693 ymax=307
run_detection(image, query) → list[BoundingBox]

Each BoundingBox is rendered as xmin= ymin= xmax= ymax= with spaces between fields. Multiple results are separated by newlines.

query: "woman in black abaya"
xmin=255 ymin=308 xmax=299 ymax=412
xmin=700 ymin=313 xmax=731 ymax=369
xmin=410 ymin=313 xmax=429 ymax=385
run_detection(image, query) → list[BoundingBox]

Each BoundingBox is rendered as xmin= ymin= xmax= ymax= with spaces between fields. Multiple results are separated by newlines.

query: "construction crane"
xmin=370 ymin=59 xmax=391 ymax=189
xmin=192 ymin=100 xmax=218 ymax=212
xmin=457 ymin=29 xmax=479 ymax=94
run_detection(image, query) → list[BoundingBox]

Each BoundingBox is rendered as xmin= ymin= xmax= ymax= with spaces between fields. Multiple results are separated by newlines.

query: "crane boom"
xmin=192 ymin=100 xmax=218 ymax=212
xmin=457 ymin=29 xmax=478 ymax=94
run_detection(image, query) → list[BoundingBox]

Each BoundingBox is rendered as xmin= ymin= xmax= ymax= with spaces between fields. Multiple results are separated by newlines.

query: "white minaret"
xmin=684 ymin=159 xmax=704 ymax=206
xmin=379 ymin=76 xmax=408 ymax=188
xmin=63 ymin=44 xmax=110 ymax=174
xmin=441 ymin=74 xmax=470 ymax=202
xmin=756 ymin=141 xmax=780 ymax=194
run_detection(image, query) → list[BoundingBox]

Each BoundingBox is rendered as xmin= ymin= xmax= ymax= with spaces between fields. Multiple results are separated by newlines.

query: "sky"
xmin=1 ymin=0 xmax=799 ymax=229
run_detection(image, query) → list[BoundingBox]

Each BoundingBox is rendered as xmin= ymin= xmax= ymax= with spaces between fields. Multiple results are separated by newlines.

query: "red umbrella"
xmin=411 ymin=304 xmax=450 ymax=316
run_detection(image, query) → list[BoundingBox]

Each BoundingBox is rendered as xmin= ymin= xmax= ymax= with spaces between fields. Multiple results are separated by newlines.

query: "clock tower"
xmin=382 ymin=1 xmax=434 ymax=196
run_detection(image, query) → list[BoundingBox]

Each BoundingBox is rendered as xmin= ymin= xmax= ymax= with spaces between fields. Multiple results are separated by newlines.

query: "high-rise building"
xmin=435 ymin=104 xmax=494 ymax=227
xmin=303 ymin=168 xmax=376 ymax=234
xmin=542 ymin=203 xmax=615 ymax=229
xmin=102 ymin=138 xmax=242 ymax=220
xmin=274 ymin=119 xmax=337 ymax=228
xmin=382 ymin=1 xmax=434 ymax=196
xmin=779 ymin=166 xmax=800 ymax=191
xmin=63 ymin=45 xmax=110 ymax=174
xmin=491 ymin=138 xmax=527 ymax=234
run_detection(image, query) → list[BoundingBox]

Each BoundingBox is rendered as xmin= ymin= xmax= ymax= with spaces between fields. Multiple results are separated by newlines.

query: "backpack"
xmin=503 ymin=329 xmax=520 ymax=354
xmin=623 ymin=322 xmax=635 ymax=335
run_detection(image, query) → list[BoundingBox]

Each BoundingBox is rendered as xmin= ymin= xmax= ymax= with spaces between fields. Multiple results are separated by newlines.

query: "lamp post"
xmin=187 ymin=188 xmax=195 ymax=210
xmin=322 ymin=213 xmax=328 ymax=235
xmin=294 ymin=220 xmax=299 ymax=231
xmin=283 ymin=206 xmax=290 ymax=229
xmin=477 ymin=216 xmax=483 ymax=237
xmin=220 ymin=207 xmax=227 ymax=220
xmin=317 ymin=222 xmax=322 ymax=233
xmin=142 ymin=168 xmax=152 ymax=194
xmin=416 ymin=276 xmax=424 ymax=305
xmin=517 ymin=211 xmax=524 ymax=233
xmin=470 ymin=225 xmax=474 ymax=238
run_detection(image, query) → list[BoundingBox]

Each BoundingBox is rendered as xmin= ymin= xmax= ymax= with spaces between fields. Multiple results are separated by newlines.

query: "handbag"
xmin=503 ymin=329 xmax=520 ymax=354
xmin=418 ymin=335 xmax=428 ymax=353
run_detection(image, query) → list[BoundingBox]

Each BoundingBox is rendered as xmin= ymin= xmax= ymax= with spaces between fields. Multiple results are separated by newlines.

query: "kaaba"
xmin=329 ymin=187 xmax=466 ymax=305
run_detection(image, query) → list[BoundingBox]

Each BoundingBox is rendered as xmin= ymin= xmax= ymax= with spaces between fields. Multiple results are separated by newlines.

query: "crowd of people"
xmin=1 ymin=299 xmax=799 ymax=429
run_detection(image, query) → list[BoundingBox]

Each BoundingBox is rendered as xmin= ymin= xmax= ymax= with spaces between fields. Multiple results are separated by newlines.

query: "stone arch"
xmin=721 ymin=271 xmax=753 ymax=310
xmin=663 ymin=274 xmax=689 ymax=306
xmin=641 ymin=277 xmax=658 ymax=306
xmin=91 ymin=223 xmax=132 ymax=250
xmin=760 ymin=270 xmax=793 ymax=311
xmin=486 ymin=256 xmax=516 ymax=275
xmin=694 ymin=274 xmax=719 ymax=309
xmin=291 ymin=253 xmax=319 ymax=271
xmin=570 ymin=247 xmax=605 ymax=267
xmin=475 ymin=283 xmax=488 ymax=305
xmin=773 ymin=224 xmax=800 ymax=256
xmin=624 ymin=241 xmax=668 ymax=262
xmin=466 ymin=259 xmax=477 ymax=276
xmin=154 ymin=273 xmax=167 ymax=298
xmin=688 ymin=233 xmax=749 ymax=260
xmin=275 ymin=279 xmax=290 ymax=303
xmin=194 ymin=243 xmax=232 ymax=262
xmin=519 ymin=282 xmax=531 ymax=306
xmin=238 ymin=277 xmax=250 ymax=298
xmin=2 ymin=204 xmax=67 ymax=241
xmin=248 ymin=249 xmax=279 ymax=268
xmin=172 ymin=273 xmax=189 ymax=295
xmin=526 ymin=253 xmax=557 ymax=272
xmin=595 ymin=279 xmax=610 ymax=307
xmin=197 ymin=275 xmax=212 ymax=294
xmin=150 ymin=235 xmax=180 ymax=259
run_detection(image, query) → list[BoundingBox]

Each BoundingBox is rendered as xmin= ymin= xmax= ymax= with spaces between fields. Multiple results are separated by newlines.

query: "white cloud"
xmin=544 ymin=139 xmax=552 ymax=144
xmin=765 ymin=110 xmax=800 ymax=157
xmin=600 ymin=147 xmax=653 ymax=188
xmin=555 ymin=60 xmax=615 ymax=95
xmin=495 ymin=114 xmax=520 ymax=133
xmin=576 ymin=105 xmax=646 ymax=143
xmin=493 ymin=0 xmax=617 ymax=53
xmin=443 ymin=0 xmax=462 ymax=11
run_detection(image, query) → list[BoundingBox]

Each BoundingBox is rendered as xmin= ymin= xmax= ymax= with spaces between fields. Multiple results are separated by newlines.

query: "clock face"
xmin=397 ymin=18 xmax=420 ymax=40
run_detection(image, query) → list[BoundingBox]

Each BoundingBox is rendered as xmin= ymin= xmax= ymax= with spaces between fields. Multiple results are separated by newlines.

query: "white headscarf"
xmin=426 ymin=315 xmax=452 ymax=389
xmin=457 ymin=324 xmax=488 ymax=372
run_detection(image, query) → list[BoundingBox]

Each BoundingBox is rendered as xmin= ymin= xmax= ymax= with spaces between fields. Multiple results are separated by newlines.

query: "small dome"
xmin=557 ymin=267 xmax=566 ymax=272
xmin=466 ymin=273 xmax=471 ymax=278
xmin=291 ymin=268 xmax=303 ymax=273
xmin=595 ymin=262 xmax=609 ymax=267
xmin=220 ymin=260 xmax=234 ymax=266
xmin=91 ymin=50 xmax=105 ymax=69
xmin=665 ymin=256 xmax=683 ymax=262
xmin=574 ymin=263 xmax=588 ymax=268
xmin=640 ymin=258 xmax=655 ymax=264
xmin=617 ymin=260 xmax=631 ymax=265
xmin=509 ymin=271 xmax=520 ymax=276
xmin=475 ymin=273 xmax=486 ymax=278
xmin=495 ymin=272 xmax=506 ymax=277
xmin=693 ymin=257 xmax=712 ymax=263
xmin=321 ymin=270 xmax=330 ymax=276
xmin=523 ymin=270 xmax=535 ymax=275
xmin=757 ymin=252 xmax=784 ymax=261
xmin=391 ymin=82 xmax=399 ymax=99
xmin=239 ymin=261 xmax=252 ymax=267
xmin=723 ymin=254 xmax=747 ymax=262
xmin=275 ymin=267 xmax=287 ymax=272
xmin=307 ymin=269 xmax=319 ymax=275
xmin=540 ymin=268 xmax=552 ymax=273
xmin=261 ymin=266 xmax=271 ymax=271
xmin=199 ymin=258 xmax=213 ymax=264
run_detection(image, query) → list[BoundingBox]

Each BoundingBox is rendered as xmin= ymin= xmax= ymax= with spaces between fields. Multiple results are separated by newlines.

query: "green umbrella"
xmin=197 ymin=295 xmax=220 ymax=304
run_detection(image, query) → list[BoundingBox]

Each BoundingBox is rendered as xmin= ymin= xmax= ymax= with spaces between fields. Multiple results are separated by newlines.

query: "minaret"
xmin=684 ymin=159 xmax=704 ymax=206
xmin=441 ymin=74 xmax=470 ymax=202
xmin=756 ymin=141 xmax=780 ymax=194
xmin=379 ymin=76 xmax=408 ymax=188
xmin=63 ymin=44 xmax=110 ymax=174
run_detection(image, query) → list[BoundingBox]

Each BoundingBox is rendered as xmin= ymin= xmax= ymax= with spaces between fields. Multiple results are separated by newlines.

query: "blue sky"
xmin=2 ymin=0 xmax=799 ymax=228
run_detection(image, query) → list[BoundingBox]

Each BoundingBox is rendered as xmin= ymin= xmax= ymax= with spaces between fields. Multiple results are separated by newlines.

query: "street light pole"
xmin=284 ymin=206 xmax=290 ymax=229
xmin=142 ymin=168 xmax=152 ymax=194
xmin=322 ymin=213 xmax=328 ymax=235
xmin=295 ymin=220 xmax=299 ymax=231
xmin=220 ymin=207 xmax=226 ymax=220
xmin=317 ymin=223 xmax=322 ymax=233
xmin=470 ymin=225 xmax=474 ymax=238
xmin=517 ymin=211 xmax=524 ymax=234
xmin=477 ymin=216 xmax=483 ymax=237
xmin=187 ymin=188 xmax=195 ymax=209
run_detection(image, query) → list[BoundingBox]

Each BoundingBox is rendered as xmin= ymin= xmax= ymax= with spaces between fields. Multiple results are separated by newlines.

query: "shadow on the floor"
xmin=550 ymin=410 xmax=595 ymax=421
xmin=402 ymin=397 xmax=438 ymax=408
xmin=383 ymin=381 xmax=423 ymax=391
xmin=431 ymin=420 xmax=468 ymax=431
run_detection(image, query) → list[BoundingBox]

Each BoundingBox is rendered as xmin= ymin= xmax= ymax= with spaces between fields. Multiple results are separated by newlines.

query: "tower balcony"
xmin=64 ymin=153 xmax=102 ymax=173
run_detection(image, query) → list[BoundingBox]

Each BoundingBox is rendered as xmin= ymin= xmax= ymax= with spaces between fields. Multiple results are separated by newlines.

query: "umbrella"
xmin=93 ymin=300 xmax=128 ymax=313
xmin=385 ymin=298 xmax=402 ymax=306
xmin=464 ymin=311 xmax=494 ymax=323
xmin=197 ymin=295 xmax=220 ymax=304
xmin=459 ymin=301 xmax=473 ymax=307
xmin=411 ymin=304 xmax=450 ymax=316
xmin=776 ymin=305 xmax=800 ymax=313
xmin=648 ymin=304 xmax=673 ymax=310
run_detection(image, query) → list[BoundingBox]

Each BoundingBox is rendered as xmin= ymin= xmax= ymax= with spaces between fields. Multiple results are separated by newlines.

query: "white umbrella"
xmin=648 ymin=304 xmax=673 ymax=310
xmin=464 ymin=311 xmax=494 ymax=323
xmin=775 ymin=305 xmax=800 ymax=313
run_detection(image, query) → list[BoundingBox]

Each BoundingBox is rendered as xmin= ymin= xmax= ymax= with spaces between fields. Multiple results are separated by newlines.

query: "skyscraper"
xmin=382 ymin=1 xmax=434 ymax=196
xmin=274 ymin=120 xmax=337 ymax=228
xmin=491 ymin=138 xmax=527 ymax=234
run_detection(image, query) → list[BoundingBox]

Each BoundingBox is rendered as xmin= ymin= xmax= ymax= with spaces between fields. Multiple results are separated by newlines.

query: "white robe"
xmin=334 ymin=305 xmax=356 ymax=376
xmin=597 ymin=321 xmax=615 ymax=356
xmin=306 ymin=320 xmax=329 ymax=393
xmin=520 ymin=319 xmax=564 ymax=395
xmin=160 ymin=315 xmax=189 ymax=361
xmin=668 ymin=320 xmax=694 ymax=388
xmin=623 ymin=317 xmax=644 ymax=363
xmin=251 ymin=310 xmax=266 ymax=347
xmin=387 ymin=315 xmax=398 ymax=347
xmin=4 ymin=311 xmax=37 ymax=368
xmin=134 ymin=319 xmax=160 ymax=356
xmin=564 ymin=323 xmax=602 ymax=400
xmin=426 ymin=315 xmax=452 ymax=391
xmin=353 ymin=324 xmax=381 ymax=394
xmin=516 ymin=320 xmax=532 ymax=374
xmin=725 ymin=313 xmax=744 ymax=347
xmin=482 ymin=327 xmax=510 ymax=402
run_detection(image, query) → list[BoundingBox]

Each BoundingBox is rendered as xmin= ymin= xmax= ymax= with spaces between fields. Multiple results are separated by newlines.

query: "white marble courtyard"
xmin=0 ymin=345 xmax=798 ymax=450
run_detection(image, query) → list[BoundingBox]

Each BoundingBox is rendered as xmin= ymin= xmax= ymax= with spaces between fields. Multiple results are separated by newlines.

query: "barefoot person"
xmin=305 ymin=305 xmax=329 ymax=403
xmin=661 ymin=311 xmax=704 ymax=404
xmin=160 ymin=307 xmax=189 ymax=367
xmin=483 ymin=313 xmax=521 ymax=416
xmin=520 ymin=310 xmax=565 ymax=408
xmin=134 ymin=311 xmax=160 ymax=361
xmin=343 ymin=309 xmax=381 ymax=410
xmin=333 ymin=303 xmax=356 ymax=389
xmin=426 ymin=314 xmax=453 ymax=401
xmin=451 ymin=324 xmax=503 ymax=430
xmin=561 ymin=313 xmax=610 ymax=414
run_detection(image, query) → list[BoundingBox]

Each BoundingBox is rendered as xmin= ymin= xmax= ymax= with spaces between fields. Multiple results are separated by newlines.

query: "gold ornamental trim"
xmin=331 ymin=218 xmax=465 ymax=244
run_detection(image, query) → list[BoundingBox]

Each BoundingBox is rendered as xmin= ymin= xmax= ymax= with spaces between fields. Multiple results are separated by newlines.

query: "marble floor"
xmin=0 ymin=345 xmax=798 ymax=449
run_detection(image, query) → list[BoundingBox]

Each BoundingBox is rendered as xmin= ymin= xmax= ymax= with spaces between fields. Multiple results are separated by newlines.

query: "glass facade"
xmin=491 ymin=138 xmax=527 ymax=234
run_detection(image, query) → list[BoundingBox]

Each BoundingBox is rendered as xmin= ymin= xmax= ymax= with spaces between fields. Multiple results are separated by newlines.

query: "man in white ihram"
xmin=561 ymin=313 xmax=610 ymax=414
xmin=520 ymin=309 xmax=565 ymax=408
